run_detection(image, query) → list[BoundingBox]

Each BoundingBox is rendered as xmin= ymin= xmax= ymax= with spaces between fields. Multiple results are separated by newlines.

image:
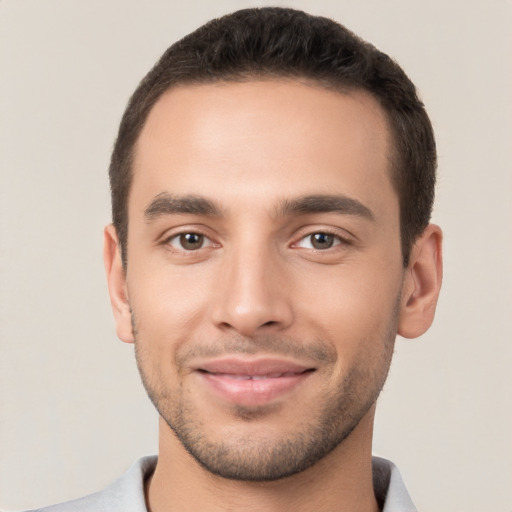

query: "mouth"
xmin=194 ymin=358 xmax=316 ymax=407
xmin=199 ymin=371 xmax=310 ymax=380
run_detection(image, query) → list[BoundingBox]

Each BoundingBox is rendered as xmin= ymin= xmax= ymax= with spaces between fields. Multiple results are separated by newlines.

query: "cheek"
xmin=127 ymin=262 xmax=213 ymax=344
xmin=295 ymin=261 xmax=402 ymax=344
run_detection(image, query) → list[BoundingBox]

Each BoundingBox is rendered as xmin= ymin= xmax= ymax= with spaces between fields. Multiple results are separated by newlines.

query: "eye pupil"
xmin=180 ymin=233 xmax=204 ymax=250
xmin=311 ymin=233 xmax=334 ymax=249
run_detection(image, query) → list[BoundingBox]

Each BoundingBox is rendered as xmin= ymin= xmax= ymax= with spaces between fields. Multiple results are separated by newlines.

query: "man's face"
xmin=120 ymin=80 xmax=405 ymax=480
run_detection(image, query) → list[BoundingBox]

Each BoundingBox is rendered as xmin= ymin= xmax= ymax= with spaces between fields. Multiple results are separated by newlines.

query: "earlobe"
xmin=398 ymin=224 xmax=443 ymax=339
xmin=103 ymin=224 xmax=135 ymax=344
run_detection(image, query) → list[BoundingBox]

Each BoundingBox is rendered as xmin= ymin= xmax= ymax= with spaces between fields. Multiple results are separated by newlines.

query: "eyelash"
xmin=163 ymin=230 xmax=216 ymax=253
xmin=292 ymin=229 xmax=351 ymax=252
xmin=162 ymin=227 xmax=350 ymax=254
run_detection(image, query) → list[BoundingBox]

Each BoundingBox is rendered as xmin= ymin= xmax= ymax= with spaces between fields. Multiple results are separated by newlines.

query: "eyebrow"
xmin=144 ymin=192 xmax=374 ymax=222
xmin=278 ymin=194 xmax=375 ymax=221
xmin=144 ymin=193 xmax=223 ymax=221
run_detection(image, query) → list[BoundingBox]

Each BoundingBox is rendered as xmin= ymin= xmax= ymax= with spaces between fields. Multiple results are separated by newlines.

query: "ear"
xmin=103 ymin=224 xmax=134 ymax=343
xmin=398 ymin=224 xmax=443 ymax=339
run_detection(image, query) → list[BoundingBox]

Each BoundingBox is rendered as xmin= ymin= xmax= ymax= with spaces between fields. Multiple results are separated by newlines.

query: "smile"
xmin=203 ymin=371 xmax=305 ymax=380
xmin=194 ymin=358 xmax=316 ymax=407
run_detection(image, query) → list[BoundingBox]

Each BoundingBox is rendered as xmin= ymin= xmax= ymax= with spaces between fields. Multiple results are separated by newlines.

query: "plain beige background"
xmin=1 ymin=0 xmax=511 ymax=511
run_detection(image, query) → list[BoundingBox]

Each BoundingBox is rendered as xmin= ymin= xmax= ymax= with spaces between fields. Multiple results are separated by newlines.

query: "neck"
xmin=146 ymin=410 xmax=379 ymax=512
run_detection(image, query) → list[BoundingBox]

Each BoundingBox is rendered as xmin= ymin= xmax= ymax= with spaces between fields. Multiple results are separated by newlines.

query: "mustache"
xmin=174 ymin=334 xmax=337 ymax=367
xmin=130 ymin=310 xmax=337 ymax=366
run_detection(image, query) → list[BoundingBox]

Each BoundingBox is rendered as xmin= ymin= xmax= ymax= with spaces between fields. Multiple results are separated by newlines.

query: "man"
xmin=30 ymin=7 xmax=442 ymax=512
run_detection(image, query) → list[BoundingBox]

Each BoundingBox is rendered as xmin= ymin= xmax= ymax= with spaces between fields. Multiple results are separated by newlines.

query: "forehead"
xmin=131 ymin=79 xmax=396 ymax=218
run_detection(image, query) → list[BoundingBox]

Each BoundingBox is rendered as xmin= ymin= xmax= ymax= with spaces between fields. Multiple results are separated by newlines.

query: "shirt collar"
xmin=108 ymin=455 xmax=417 ymax=512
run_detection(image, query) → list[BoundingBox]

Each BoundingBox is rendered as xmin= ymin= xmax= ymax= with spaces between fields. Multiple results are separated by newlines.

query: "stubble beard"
xmin=132 ymin=309 xmax=398 ymax=482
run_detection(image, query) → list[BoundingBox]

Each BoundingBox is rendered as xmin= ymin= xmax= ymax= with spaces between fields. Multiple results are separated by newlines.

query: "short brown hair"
xmin=109 ymin=7 xmax=436 ymax=266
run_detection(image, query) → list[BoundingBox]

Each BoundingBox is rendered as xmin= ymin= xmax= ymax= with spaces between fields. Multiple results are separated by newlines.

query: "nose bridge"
xmin=213 ymin=235 xmax=292 ymax=335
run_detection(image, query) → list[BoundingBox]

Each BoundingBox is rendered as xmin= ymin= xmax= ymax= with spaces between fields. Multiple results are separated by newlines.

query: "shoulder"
xmin=372 ymin=456 xmax=418 ymax=512
xmin=25 ymin=456 xmax=157 ymax=512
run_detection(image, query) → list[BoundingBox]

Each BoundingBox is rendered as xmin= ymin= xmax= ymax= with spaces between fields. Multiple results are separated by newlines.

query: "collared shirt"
xmin=28 ymin=455 xmax=417 ymax=512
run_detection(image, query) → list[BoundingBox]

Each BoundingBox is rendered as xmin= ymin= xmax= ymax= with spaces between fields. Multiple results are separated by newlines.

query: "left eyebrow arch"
xmin=144 ymin=193 xmax=223 ymax=221
xmin=278 ymin=194 xmax=375 ymax=221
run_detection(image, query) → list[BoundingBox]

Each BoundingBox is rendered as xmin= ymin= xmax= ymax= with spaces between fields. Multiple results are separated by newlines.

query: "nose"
xmin=211 ymin=245 xmax=294 ymax=337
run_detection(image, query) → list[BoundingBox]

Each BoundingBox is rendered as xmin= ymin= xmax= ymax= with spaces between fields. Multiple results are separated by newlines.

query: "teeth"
xmin=207 ymin=371 xmax=303 ymax=380
xmin=252 ymin=373 xmax=281 ymax=380
xmin=224 ymin=372 xmax=296 ymax=380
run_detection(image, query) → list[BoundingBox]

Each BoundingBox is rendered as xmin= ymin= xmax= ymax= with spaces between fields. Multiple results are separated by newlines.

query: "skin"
xmin=104 ymin=80 xmax=442 ymax=512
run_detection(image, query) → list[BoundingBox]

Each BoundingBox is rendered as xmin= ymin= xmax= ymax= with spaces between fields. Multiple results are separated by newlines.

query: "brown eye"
xmin=310 ymin=233 xmax=335 ymax=249
xmin=167 ymin=232 xmax=208 ymax=251
xmin=179 ymin=233 xmax=204 ymax=250
xmin=295 ymin=232 xmax=342 ymax=250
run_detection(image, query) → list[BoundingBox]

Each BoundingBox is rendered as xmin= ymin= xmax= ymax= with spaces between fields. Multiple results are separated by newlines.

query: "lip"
xmin=194 ymin=358 xmax=315 ymax=407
